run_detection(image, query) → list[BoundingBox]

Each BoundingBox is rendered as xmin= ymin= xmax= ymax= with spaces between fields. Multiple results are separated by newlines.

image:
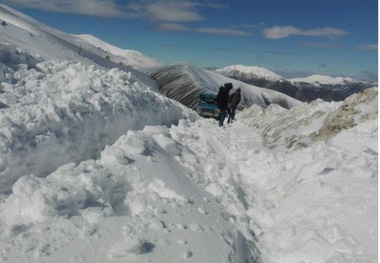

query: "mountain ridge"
xmin=215 ymin=64 xmax=374 ymax=102
xmin=76 ymin=34 xmax=162 ymax=71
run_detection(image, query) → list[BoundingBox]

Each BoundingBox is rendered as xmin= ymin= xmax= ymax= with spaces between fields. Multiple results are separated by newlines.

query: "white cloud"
xmin=197 ymin=27 xmax=250 ymax=36
xmin=128 ymin=1 xmax=203 ymax=22
xmin=357 ymin=44 xmax=378 ymax=51
xmin=263 ymin=26 xmax=349 ymax=40
xmin=153 ymin=23 xmax=189 ymax=31
xmin=154 ymin=23 xmax=250 ymax=36
xmin=301 ymin=41 xmax=338 ymax=49
xmin=5 ymin=0 xmax=248 ymax=36
xmin=5 ymin=0 xmax=125 ymax=17
xmin=263 ymin=26 xmax=300 ymax=39
xmin=5 ymin=0 xmax=207 ymax=23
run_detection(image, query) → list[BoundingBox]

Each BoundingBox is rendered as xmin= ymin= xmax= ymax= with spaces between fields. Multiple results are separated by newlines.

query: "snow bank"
xmin=165 ymin=91 xmax=377 ymax=262
xmin=0 ymin=43 xmax=42 ymax=71
xmin=0 ymin=44 xmax=190 ymax=194
xmin=0 ymin=124 xmax=257 ymax=263
xmin=241 ymin=88 xmax=378 ymax=150
xmin=258 ymin=120 xmax=378 ymax=262
xmin=314 ymin=88 xmax=378 ymax=141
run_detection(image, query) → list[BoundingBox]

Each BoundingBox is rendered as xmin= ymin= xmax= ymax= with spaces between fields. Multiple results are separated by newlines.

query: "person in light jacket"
xmin=227 ymin=87 xmax=241 ymax=123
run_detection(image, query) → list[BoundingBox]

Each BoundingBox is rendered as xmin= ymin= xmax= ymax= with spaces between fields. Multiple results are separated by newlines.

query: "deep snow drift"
xmin=0 ymin=43 xmax=378 ymax=262
xmin=0 ymin=43 xmax=187 ymax=194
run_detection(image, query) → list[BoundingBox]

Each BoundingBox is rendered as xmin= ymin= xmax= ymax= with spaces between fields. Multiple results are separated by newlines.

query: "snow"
xmin=0 ymin=3 xmax=378 ymax=263
xmin=76 ymin=34 xmax=163 ymax=71
xmin=151 ymin=63 xmax=301 ymax=109
xmin=0 ymin=4 xmax=160 ymax=78
xmin=0 ymin=49 xmax=188 ymax=194
xmin=215 ymin=64 xmax=284 ymax=82
xmin=288 ymin=74 xmax=355 ymax=86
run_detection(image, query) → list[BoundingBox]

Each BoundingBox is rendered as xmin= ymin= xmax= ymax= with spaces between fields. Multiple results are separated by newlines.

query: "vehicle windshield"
xmin=199 ymin=94 xmax=216 ymax=104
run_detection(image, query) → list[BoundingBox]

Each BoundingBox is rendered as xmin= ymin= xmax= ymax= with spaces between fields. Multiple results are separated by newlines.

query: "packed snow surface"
xmin=0 ymin=43 xmax=378 ymax=262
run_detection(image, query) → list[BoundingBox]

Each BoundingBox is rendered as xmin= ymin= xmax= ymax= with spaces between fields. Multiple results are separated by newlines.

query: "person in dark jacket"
xmin=216 ymin=83 xmax=233 ymax=126
xmin=227 ymin=87 xmax=241 ymax=123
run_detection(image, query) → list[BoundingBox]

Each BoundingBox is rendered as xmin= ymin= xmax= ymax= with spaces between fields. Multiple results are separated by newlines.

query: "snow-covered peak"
xmin=288 ymin=74 xmax=355 ymax=85
xmin=215 ymin=64 xmax=284 ymax=82
xmin=0 ymin=4 xmax=49 ymax=35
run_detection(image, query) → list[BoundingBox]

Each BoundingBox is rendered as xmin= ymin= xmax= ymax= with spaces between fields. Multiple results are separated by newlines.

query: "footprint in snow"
xmin=175 ymin=224 xmax=187 ymax=230
xmin=108 ymin=237 xmax=155 ymax=259
xmin=189 ymin=224 xmax=204 ymax=232
xmin=183 ymin=250 xmax=193 ymax=259
xmin=197 ymin=207 xmax=208 ymax=215
xmin=178 ymin=239 xmax=187 ymax=245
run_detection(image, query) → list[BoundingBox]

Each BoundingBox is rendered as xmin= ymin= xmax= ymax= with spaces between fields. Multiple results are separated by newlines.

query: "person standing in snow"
xmin=216 ymin=82 xmax=233 ymax=126
xmin=227 ymin=87 xmax=241 ymax=124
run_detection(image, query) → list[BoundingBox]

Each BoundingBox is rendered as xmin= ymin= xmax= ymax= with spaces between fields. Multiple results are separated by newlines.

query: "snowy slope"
xmin=0 ymin=4 xmax=160 ymax=76
xmin=289 ymin=74 xmax=355 ymax=86
xmin=76 ymin=34 xmax=162 ymax=71
xmin=216 ymin=65 xmax=374 ymax=103
xmin=0 ymin=3 xmax=97 ymax=63
xmin=287 ymin=74 xmax=374 ymax=102
xmin=151 ymin=63 xmax=301 ymax=109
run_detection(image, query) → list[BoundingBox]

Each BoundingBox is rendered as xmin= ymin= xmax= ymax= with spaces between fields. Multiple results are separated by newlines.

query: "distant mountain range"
xmin=215 ymin=65 xmax=374 ymax=102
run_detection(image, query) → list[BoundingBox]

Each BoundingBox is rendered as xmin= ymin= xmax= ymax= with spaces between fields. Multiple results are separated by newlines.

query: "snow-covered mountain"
xmin=288 ymin=74 xmax=355 ymax=86
xmin=216 ymin=65 xmax=373 ymax=102
xmin=0 ymin=4 xmax=158 ymax=82
xmin=151 ymin=63 xmax=300 ymax=110
xmin=215 ymin=64 xmax=284 ymax=82
xmin=0 ymin=3 xmax=378 ymax=263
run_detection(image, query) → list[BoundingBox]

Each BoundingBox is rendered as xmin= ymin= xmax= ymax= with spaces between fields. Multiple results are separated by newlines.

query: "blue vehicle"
xmin=196 ymin=93 xmax=220 ymax=118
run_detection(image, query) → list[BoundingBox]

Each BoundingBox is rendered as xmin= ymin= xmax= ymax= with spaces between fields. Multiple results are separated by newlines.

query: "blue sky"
xmin=3 ymin=0 xmax=378 ymax=82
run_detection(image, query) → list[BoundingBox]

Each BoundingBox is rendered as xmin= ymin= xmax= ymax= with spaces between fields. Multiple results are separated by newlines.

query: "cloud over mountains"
xmin=263 ymin=25 xmax=349 ymax=40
